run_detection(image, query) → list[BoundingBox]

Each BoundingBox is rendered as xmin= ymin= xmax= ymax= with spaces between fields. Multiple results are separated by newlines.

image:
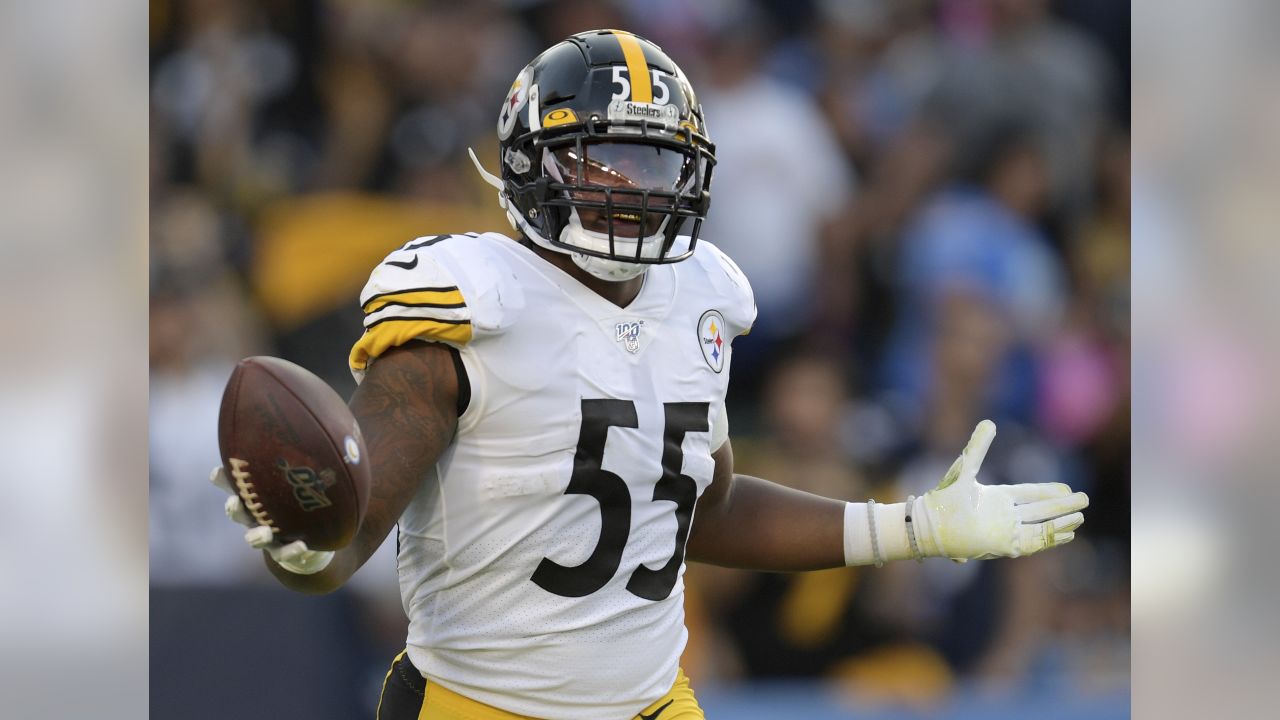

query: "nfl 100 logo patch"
xmin=615 ymin=320 xmax=644 ymax=353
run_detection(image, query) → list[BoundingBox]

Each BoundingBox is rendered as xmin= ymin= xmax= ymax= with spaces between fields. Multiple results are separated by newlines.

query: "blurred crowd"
xmin=150 ymin=0 xmax=1129 ymax=710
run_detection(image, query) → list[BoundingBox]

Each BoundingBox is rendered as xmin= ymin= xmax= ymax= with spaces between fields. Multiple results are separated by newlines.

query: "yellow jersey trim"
xmin=350 ymin=318 xmax=473 ymax=371
xmin=363 ymin=288 xmax=466 ymax=314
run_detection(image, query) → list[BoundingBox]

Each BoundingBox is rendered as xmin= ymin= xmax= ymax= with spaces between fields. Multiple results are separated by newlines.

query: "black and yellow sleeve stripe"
xmin=349 ymin=285 xmax=472 ymax=372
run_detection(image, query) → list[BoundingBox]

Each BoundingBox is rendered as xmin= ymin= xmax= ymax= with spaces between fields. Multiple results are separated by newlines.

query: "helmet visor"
xmin=551 ymin=142 xmax=691 ymax=192
xmin=548 ymin=143 xmax=696 ymax=238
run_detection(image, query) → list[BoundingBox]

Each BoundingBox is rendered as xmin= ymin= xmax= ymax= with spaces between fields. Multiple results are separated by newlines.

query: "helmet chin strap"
xmin=468 ymin=147 xmax=650 ymax=282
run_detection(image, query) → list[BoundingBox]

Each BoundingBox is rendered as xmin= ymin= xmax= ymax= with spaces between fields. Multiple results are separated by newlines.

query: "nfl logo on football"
xmin=615 ymin=320 xmax=644 ymax=354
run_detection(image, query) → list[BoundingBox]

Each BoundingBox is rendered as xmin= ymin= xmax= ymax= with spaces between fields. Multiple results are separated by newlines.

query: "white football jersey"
xmin=350 ymin=232 xmax=755 ymax=720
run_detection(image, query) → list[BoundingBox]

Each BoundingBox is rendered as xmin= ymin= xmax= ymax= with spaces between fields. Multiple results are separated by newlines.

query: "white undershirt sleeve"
xmin=710 ymin=396 xmax=729 ymax=452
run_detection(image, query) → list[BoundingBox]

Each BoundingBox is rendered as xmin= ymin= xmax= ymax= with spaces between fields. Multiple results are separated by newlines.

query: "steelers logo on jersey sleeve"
xmin=698 ymin=310 xmax=727 ymax=373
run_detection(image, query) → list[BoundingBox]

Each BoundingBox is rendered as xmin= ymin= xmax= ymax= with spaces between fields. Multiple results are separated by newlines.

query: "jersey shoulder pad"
xmin=690 ymin=240 xmax=757 ymax=337
xmin=349 ymin=233 xmax=519 ymax=378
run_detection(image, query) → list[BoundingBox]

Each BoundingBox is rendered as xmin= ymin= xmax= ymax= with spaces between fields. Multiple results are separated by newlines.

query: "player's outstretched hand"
xmin=911 ymin=421 xmax=1088 ymax=562
xmin=210 ymin=466 xmax=335 ymax=575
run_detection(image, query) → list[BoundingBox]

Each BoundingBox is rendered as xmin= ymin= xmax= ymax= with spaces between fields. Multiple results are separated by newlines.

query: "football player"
xmin=213 ymin=30 xmax=1088 ymax=720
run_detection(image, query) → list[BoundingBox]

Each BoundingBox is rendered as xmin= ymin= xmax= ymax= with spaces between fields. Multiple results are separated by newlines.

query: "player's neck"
xmin=525 ymin=242 xmax=645 ymax=309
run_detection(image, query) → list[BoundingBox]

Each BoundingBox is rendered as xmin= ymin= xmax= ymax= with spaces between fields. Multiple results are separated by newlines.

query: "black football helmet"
xmin=470 ymin=29 xmax=715 ymax=280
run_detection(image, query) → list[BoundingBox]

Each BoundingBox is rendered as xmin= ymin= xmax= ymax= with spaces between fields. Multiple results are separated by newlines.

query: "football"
xmin=217 ymin=356 xmax=371 ymax=551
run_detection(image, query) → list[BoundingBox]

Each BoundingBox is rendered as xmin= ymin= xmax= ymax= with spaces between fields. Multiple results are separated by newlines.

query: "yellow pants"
xmin=376 ymin=650 xmax=704 ymax=720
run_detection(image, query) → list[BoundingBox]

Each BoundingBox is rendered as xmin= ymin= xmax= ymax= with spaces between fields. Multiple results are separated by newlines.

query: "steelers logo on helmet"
xmin=469 ymin=29 xmax=717 ymax=281
xmin=497 ymin=65 xmax=533 ymax=140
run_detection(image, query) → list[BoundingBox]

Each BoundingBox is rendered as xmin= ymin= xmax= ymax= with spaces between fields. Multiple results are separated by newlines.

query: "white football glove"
xmin=210 ymin=466 xmax=334 ymax=575
xmin=910 ymin=421 xmax=1088 ymax=561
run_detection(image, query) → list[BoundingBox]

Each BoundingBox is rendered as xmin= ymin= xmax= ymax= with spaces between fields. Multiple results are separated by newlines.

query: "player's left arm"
xmin=685 ymin=439 xmax=847 ymax=570
xmin=686 ymin=421 xmax=1089 ymax=569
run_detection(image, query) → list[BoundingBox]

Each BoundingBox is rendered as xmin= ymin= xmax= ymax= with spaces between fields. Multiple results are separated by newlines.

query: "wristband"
xmin=844 ymin=501 xmax=915 ymax=566
xmin=866 ymin=499 xmax=884 ymax=567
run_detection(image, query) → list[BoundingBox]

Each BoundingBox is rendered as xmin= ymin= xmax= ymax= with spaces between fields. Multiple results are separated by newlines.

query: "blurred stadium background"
xmin=148 ymin=0 xmax=1130 ymax=717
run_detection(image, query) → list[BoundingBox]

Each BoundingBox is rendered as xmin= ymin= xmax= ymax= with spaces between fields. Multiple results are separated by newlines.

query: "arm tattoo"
xmin=345 ymin=342 xmax=460 ymax=568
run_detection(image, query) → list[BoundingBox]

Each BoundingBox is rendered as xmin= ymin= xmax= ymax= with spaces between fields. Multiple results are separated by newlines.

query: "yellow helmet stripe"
xmin=613 ymin=31 xmax=652 ymax=103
